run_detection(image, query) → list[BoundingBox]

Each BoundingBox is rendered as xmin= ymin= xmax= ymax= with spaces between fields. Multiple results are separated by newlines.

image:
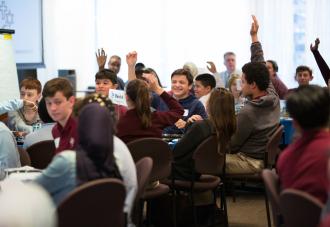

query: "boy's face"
xmin=171 ymin=74 xmax=192 ymax=100
xmin=296 ymin=70 xmax=313 ymax=86
xmin=45 ymin=91 xmax=75 ymax=126
xmin=241 ymin=73 xmax=253 ymax=97
xmin=20 ymin=86 xmax=40 ymax=104
xmin=194 ymin=80 xmax=211 ymax=98
xmin=95 ymin=79 xmax=117 ymax=96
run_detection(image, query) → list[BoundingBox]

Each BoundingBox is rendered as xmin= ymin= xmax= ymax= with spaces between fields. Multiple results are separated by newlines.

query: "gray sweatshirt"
xmin=230 ymin=41 xmax=280 ymax=159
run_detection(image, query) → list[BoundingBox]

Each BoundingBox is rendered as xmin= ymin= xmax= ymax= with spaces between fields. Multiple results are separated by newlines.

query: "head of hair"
xmin=42 ymin=78 xmax=74 ymax=99
xmin=207 ymin=88 xmax=236 ymax=152
xmin=223 ymin=51 xmax=236 ymax=59
xmin=20 ymin=78 xmax=42 ymax=94
xmin=135 ymin=62 xmax=146 ymax=78
xmin=266 ymin=60 xmax=278 ymax=72
xmin=195 ymin=73 xmax=216 ymax=89
xmin=171 ymin=68 xmax=194 ymax=85
xmin=228 ymin=74 xmax=241 ymax=93
xmin=286 ymin=85 xmax=330 ymax=130
xmin=95 ymin=69 xmax=118 ymax=85
xmin=242 ymin=62 xmax=269 ymax=91
xmin=38 ymin=97 xmax=55 ymax=123
xmin=143 ymin=67 xmax=163 ymax=87
xmin=126 ymin=79 xmax=152 ymax=128
xmin=183 ymin=62 xmax=198 ymax=78
xmin=295 ymin=65 xmax=313 ymax=77
xmin=110 ymin=55 xmax=121 ymax=61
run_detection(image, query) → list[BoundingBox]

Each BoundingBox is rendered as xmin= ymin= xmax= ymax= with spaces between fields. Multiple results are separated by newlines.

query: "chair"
xmin=228 ymin=124 xmax=284 ymax=227
xmin=279 ymin=189 xmax=324 ymax=227
xmin=261 ymin=169 xmax=282 ymax=227
xmin=57 ymin=178 xmax=126 ymax=227
xmin=165 ymin=135 xmax=228 ymax=227
xmin=26 ymin=140 xmax=55 ymax=169
xmin=127 ymin=138 xmax=172 ymax=226
xmin=133 ymin=157 xmax=153 ymax=226
xmin=17 ymin=147 xmax=31 ymax=166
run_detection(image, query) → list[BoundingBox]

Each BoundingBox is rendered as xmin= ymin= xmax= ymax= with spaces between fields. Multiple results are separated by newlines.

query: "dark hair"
xmin=266 ymin=60 xmax=278 ymax=72
xmin=143 ymin=68 xmax=163 ymax=87
xmin=295 ymin=65 xmax=312 ymax=77
xmin=20 ymin=78 xmax=42 ymax=94
xmin=42 ymin=78 xmax=74 ymax=99
xmin=223 ymin=52 xmax=235 ymax=59
xmin=95 ymin=69 xmax=118 ymax=85
xmin=242 ymin=62 xmax=269 ymax=91
xmin=135 ymin=62 xmax=146 ymax=78
xmin=208 ymin=88 xmax=236 ymax=152
xmin=286 ymin=85 xmax=330 ymax=130
xmin=171 ymin=68 xmax=194 ymax=85
xmin=195 ymin=73 xmax=216 ymax=89
xmin=126 ymin=79 xmax=152 ymax=128
xmin=38 ymin=97 xmax=55 ymax=123
xmin=135 ymin=62 xmax=145 ymax=70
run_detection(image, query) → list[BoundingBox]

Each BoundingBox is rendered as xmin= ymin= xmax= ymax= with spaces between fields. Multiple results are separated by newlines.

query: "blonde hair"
xmin=228 ymin=74 xmax=241 ymax=93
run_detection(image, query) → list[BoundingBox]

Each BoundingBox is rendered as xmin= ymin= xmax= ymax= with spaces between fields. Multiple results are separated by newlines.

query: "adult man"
xmin=207 ymin=52 xmax=241 ymax=88
xmin=163 ymin=69 xmax=207 ymax=134
xmin=95 ymin=49 xmax=125 ymax=90
xmin=42 ymin=78 xmax=77 ymax=153
xmin=277 ymin=85 xmax=330 ymax=204
xmin=226 ymin=15 xmax=280 ymax=175
xmin=266 ymin=60 xmax=288 ymax=99
xmin=194 ymin=73 xmax=216 ymax=109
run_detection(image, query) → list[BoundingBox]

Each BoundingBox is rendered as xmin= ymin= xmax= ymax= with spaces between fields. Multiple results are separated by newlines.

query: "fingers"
xmin=175 ymin=119 xmax=186 ymax=129
xmin=316 ymin=38 xmax=320 ymax=45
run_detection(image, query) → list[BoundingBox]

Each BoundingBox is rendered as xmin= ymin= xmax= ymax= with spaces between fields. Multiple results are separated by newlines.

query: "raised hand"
xmin=126 ymin=51 xmax=138 ymax=67
xmin=250 ymin=15 xmax=259 ymax=43
xmin=310 ymin=38 xmax=320 ymax=51
xmin=95 ymin=48 xmax=107 ymax=69
xmin=142 ymin=73 xmax=163 ymax=95
xmin=206 ymin=61 xmax=217 ymax=73
xmin=23 ymin=100 xmax=37 ymax=112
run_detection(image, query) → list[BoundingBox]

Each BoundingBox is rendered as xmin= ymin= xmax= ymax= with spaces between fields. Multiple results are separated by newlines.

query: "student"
xmin=42 ymin=78 xmax=77 ymax=153
xmin=173 ymin=88 xmax=236 ymax=180
xmin=294 ymin=65 xmax=314 ymax=87
xmin=226 ymin=15 xmax=280 ymax=175
xmin=194 ymin=73 xmax=216 ymax=109
xmin=277 ymin=85 xmax=330 ymax=204
xmin=95 ymin=69 xmax=126 ymax=118
xmin=34 ymin=103 xmax=122 ymax=205
xmin=163 ymin=69 xmax=208 ymax=134
xmin=7 ymin=78 xmax=42 ymax=133
xmin=95 ymin=49 xmax=125 ymax=90
xmin=116 ymin=74 xmax=184 ymax=143
xmin=266 ymin=60 xmax=288 ymax=99
xmin=23 ymin=97 xmax=56 ymax=149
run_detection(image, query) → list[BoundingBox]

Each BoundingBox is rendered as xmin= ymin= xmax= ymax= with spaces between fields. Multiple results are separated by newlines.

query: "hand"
xmin=126 ymin=51 xmax=137 ymax=67
xmin=206 ymin=61 xmax=217 ymax=74
xmin=175 ymin=119 xmax=187 ymax=129
xmin=142 ymin=73 xmax=163 ymax=95
xmin=187 ymin=115 xmax=203 ymax=123
xmin=310 ymin=38 xmax=320 ymax=51
xmin=250 ymin=15 xmax=259 ymax=38
xmin=95 ymin=48 xmax=107 ymax=69
xmin=23 ymin=100 xmax=37 ymax=112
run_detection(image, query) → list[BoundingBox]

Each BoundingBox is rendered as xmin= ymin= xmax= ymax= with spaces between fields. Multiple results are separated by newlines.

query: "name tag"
xmin=183 ymin=109 xmax=189 ymax=117
xmin=54 ymin=138 xmax=60 ymax=148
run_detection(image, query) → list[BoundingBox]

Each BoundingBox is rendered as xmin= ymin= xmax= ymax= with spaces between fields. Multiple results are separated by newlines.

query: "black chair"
xmin=26 ymin=140 xmax=55 ymax=169
xmin=57 ymin=178 xmax=126 ymax=227
xmin=127 ymin=138 xmax=172 ymax=226
xmin=280 ymin=189 xmax=324 ymax=227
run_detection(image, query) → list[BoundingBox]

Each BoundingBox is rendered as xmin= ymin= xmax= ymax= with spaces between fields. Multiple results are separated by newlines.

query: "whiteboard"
xmin=0 ymin=32 xmax=20 ymax=102
xmin=0 ymin=0 xmax=43 ymax=68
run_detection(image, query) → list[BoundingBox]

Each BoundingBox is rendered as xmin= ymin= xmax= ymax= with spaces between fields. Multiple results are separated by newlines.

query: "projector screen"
xmin=0 ymin=0 xmax=43 ymax=69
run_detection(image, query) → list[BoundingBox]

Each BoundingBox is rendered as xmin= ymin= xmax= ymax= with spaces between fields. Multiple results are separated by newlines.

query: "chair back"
xmin=127 ymin=138 xmax=171 ymax=182
xmin=17 ymin=147 xmax=31 ymax=166
xmin=261 ymin=169 xmax=281 ymax=227
xmin=265 ymin=125 xmax=284 ymax=168
xmin=26 ymin=140 xmax=55 ymax=169
xmin=192 ymin=135 xmax=225 ymax=175
xmin=57 ymin=178 xmax=126 ymax=227
xmin=279 ymin=188 xmax=324 ymax=227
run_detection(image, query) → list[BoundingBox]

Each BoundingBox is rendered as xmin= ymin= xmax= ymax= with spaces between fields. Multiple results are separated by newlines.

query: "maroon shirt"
xmin=271 ymin=74 xmax=288 ymax=100
xmin=117 ymin=91 xmax=184 ymax=143
xmin=277 ymin=130 xmax=330 ymax=203
xmin=52 ymin=115 xmax=78 ymax=154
